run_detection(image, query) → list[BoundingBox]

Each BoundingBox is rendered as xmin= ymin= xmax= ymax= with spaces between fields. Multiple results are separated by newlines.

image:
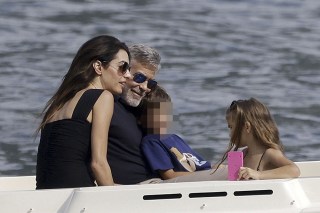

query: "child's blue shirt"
xmin=141 ymin=134 xmax=211 ymax=172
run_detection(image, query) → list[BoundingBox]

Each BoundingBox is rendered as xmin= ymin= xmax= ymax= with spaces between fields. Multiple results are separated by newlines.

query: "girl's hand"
xmin=238 ymin=167 xmax=261 ymax=180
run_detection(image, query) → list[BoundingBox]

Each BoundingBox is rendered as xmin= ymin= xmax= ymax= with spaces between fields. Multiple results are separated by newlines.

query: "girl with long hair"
xmin=216 ymin=98 xmax=300 ymax=180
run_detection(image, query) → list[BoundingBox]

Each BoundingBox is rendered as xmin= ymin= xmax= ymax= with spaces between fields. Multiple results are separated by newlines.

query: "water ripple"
xmin=0 ymin=0 xmax=319 ymax=176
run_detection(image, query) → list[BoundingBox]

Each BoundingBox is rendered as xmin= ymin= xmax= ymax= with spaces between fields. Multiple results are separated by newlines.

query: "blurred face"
xmin=142 ymin=102 xmax=173 ymax=134
xmin=121 ymin=60 xmax=157 ymax=107
xmin=101 ymin=49 xmax=131 ymax=95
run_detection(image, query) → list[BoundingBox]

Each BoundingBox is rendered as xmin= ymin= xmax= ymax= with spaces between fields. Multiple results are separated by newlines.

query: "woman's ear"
xmin=92 ymin=60 xmax=103 ymax=76
xmin=245 ymin=121 xmax=251 ymax=133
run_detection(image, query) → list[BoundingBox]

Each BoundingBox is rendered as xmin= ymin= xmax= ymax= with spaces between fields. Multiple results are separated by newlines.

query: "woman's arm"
xmin=238 ymin=149 xmax=300 ymax=180
xmin=90 ymin=90 xmax=114 ymax=186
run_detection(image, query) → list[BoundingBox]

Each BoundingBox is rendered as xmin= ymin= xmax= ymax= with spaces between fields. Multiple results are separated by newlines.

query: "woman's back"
xmin=36 ymin=89 xmax=104 ymax=189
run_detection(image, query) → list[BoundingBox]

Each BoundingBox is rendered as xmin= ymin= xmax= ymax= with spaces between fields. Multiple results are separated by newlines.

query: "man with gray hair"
xmin=107 ymin=44 xmax=161 ymax=184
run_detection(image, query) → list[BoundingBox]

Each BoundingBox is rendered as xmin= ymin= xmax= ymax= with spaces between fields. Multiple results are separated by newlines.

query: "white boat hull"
xmin=0 ymin=161 xmax=320 ymax=213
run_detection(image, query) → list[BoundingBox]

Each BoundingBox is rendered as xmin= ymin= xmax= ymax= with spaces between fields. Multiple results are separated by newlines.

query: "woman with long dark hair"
xmin=36 ymin=35 xmax=131 ymax=189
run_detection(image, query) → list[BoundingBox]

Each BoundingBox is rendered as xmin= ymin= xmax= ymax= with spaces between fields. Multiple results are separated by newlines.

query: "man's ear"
xmin=92 ymin=60 xmax=103 ymax=75
xmin=245 ymin=121 xmax=251 ymax=133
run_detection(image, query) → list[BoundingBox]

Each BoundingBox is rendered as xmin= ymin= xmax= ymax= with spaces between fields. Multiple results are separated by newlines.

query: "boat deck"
xmin=0 ymin=161 xmax=319 ymax=213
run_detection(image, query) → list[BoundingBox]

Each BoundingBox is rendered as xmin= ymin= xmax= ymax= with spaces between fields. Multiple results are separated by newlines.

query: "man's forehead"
xmin=130 ymin=61 xmax=156 ymax=77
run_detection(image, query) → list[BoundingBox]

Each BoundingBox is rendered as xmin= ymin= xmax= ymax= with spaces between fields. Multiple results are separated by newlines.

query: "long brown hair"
xmin=36 ymin=35 xmax=130 ymax=134
xmin=214 ymin=98 xmax=283 ymax=170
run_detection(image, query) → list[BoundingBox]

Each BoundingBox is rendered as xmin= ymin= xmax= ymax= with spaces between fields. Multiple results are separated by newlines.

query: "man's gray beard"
xmin=120 ymin=87 xmax=142 ymax=107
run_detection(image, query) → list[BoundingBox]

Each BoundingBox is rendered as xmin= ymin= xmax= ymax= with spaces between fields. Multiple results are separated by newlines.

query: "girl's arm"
xmin=259 ymin=149 xmax=300 ymax=179
xmin=238 ymin=149 xmax=300 ymax=180
xmin=90 ymin=90 xmax=114 ymax=186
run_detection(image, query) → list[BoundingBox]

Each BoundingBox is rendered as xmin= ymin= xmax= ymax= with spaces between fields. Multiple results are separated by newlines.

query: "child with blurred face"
xmin=140 ymin=96 xmax=173 ymax=135
xmin=140 ymin=86 xmax=211 ymax=180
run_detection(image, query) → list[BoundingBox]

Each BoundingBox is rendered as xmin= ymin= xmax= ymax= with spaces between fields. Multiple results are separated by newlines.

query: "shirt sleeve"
xmin=141 ymin=137 xmax=174 ymax=172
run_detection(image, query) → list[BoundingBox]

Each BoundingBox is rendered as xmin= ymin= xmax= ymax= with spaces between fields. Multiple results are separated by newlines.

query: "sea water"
xmin=0 ymin=0 xmax=319 ymax=176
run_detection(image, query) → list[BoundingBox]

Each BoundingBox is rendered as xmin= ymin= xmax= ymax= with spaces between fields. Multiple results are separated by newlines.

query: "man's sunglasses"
xmin=133 ymin=73 xmax=157 ymax=90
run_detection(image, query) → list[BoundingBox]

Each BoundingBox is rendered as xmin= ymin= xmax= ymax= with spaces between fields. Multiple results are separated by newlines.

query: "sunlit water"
xmin=0 ymin=0 xmax=319 ymax=176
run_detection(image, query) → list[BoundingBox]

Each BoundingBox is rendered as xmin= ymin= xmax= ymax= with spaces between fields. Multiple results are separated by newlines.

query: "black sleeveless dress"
xmin=36 ymin=89 xmax=104 ymax=189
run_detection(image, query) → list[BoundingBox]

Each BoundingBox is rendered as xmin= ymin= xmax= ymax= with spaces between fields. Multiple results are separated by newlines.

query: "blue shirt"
xmin=141 ymin=134 xmax=211 ymax=172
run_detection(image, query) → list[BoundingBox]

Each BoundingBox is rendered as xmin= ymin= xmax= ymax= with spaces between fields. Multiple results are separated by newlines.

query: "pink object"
xmin=228 ymin=151 xmax=243 ymax=181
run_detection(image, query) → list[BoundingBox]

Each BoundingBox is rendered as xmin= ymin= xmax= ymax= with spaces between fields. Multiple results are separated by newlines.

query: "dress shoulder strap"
xmin=72 ymin=89 xmax=104 ymax=120
xmin=256 ymin=149 xmax=267 ymax=171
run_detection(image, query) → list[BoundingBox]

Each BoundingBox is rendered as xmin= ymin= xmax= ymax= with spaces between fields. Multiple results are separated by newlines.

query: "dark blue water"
xmin=0 ymin=0 xmax=319 ymax=176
